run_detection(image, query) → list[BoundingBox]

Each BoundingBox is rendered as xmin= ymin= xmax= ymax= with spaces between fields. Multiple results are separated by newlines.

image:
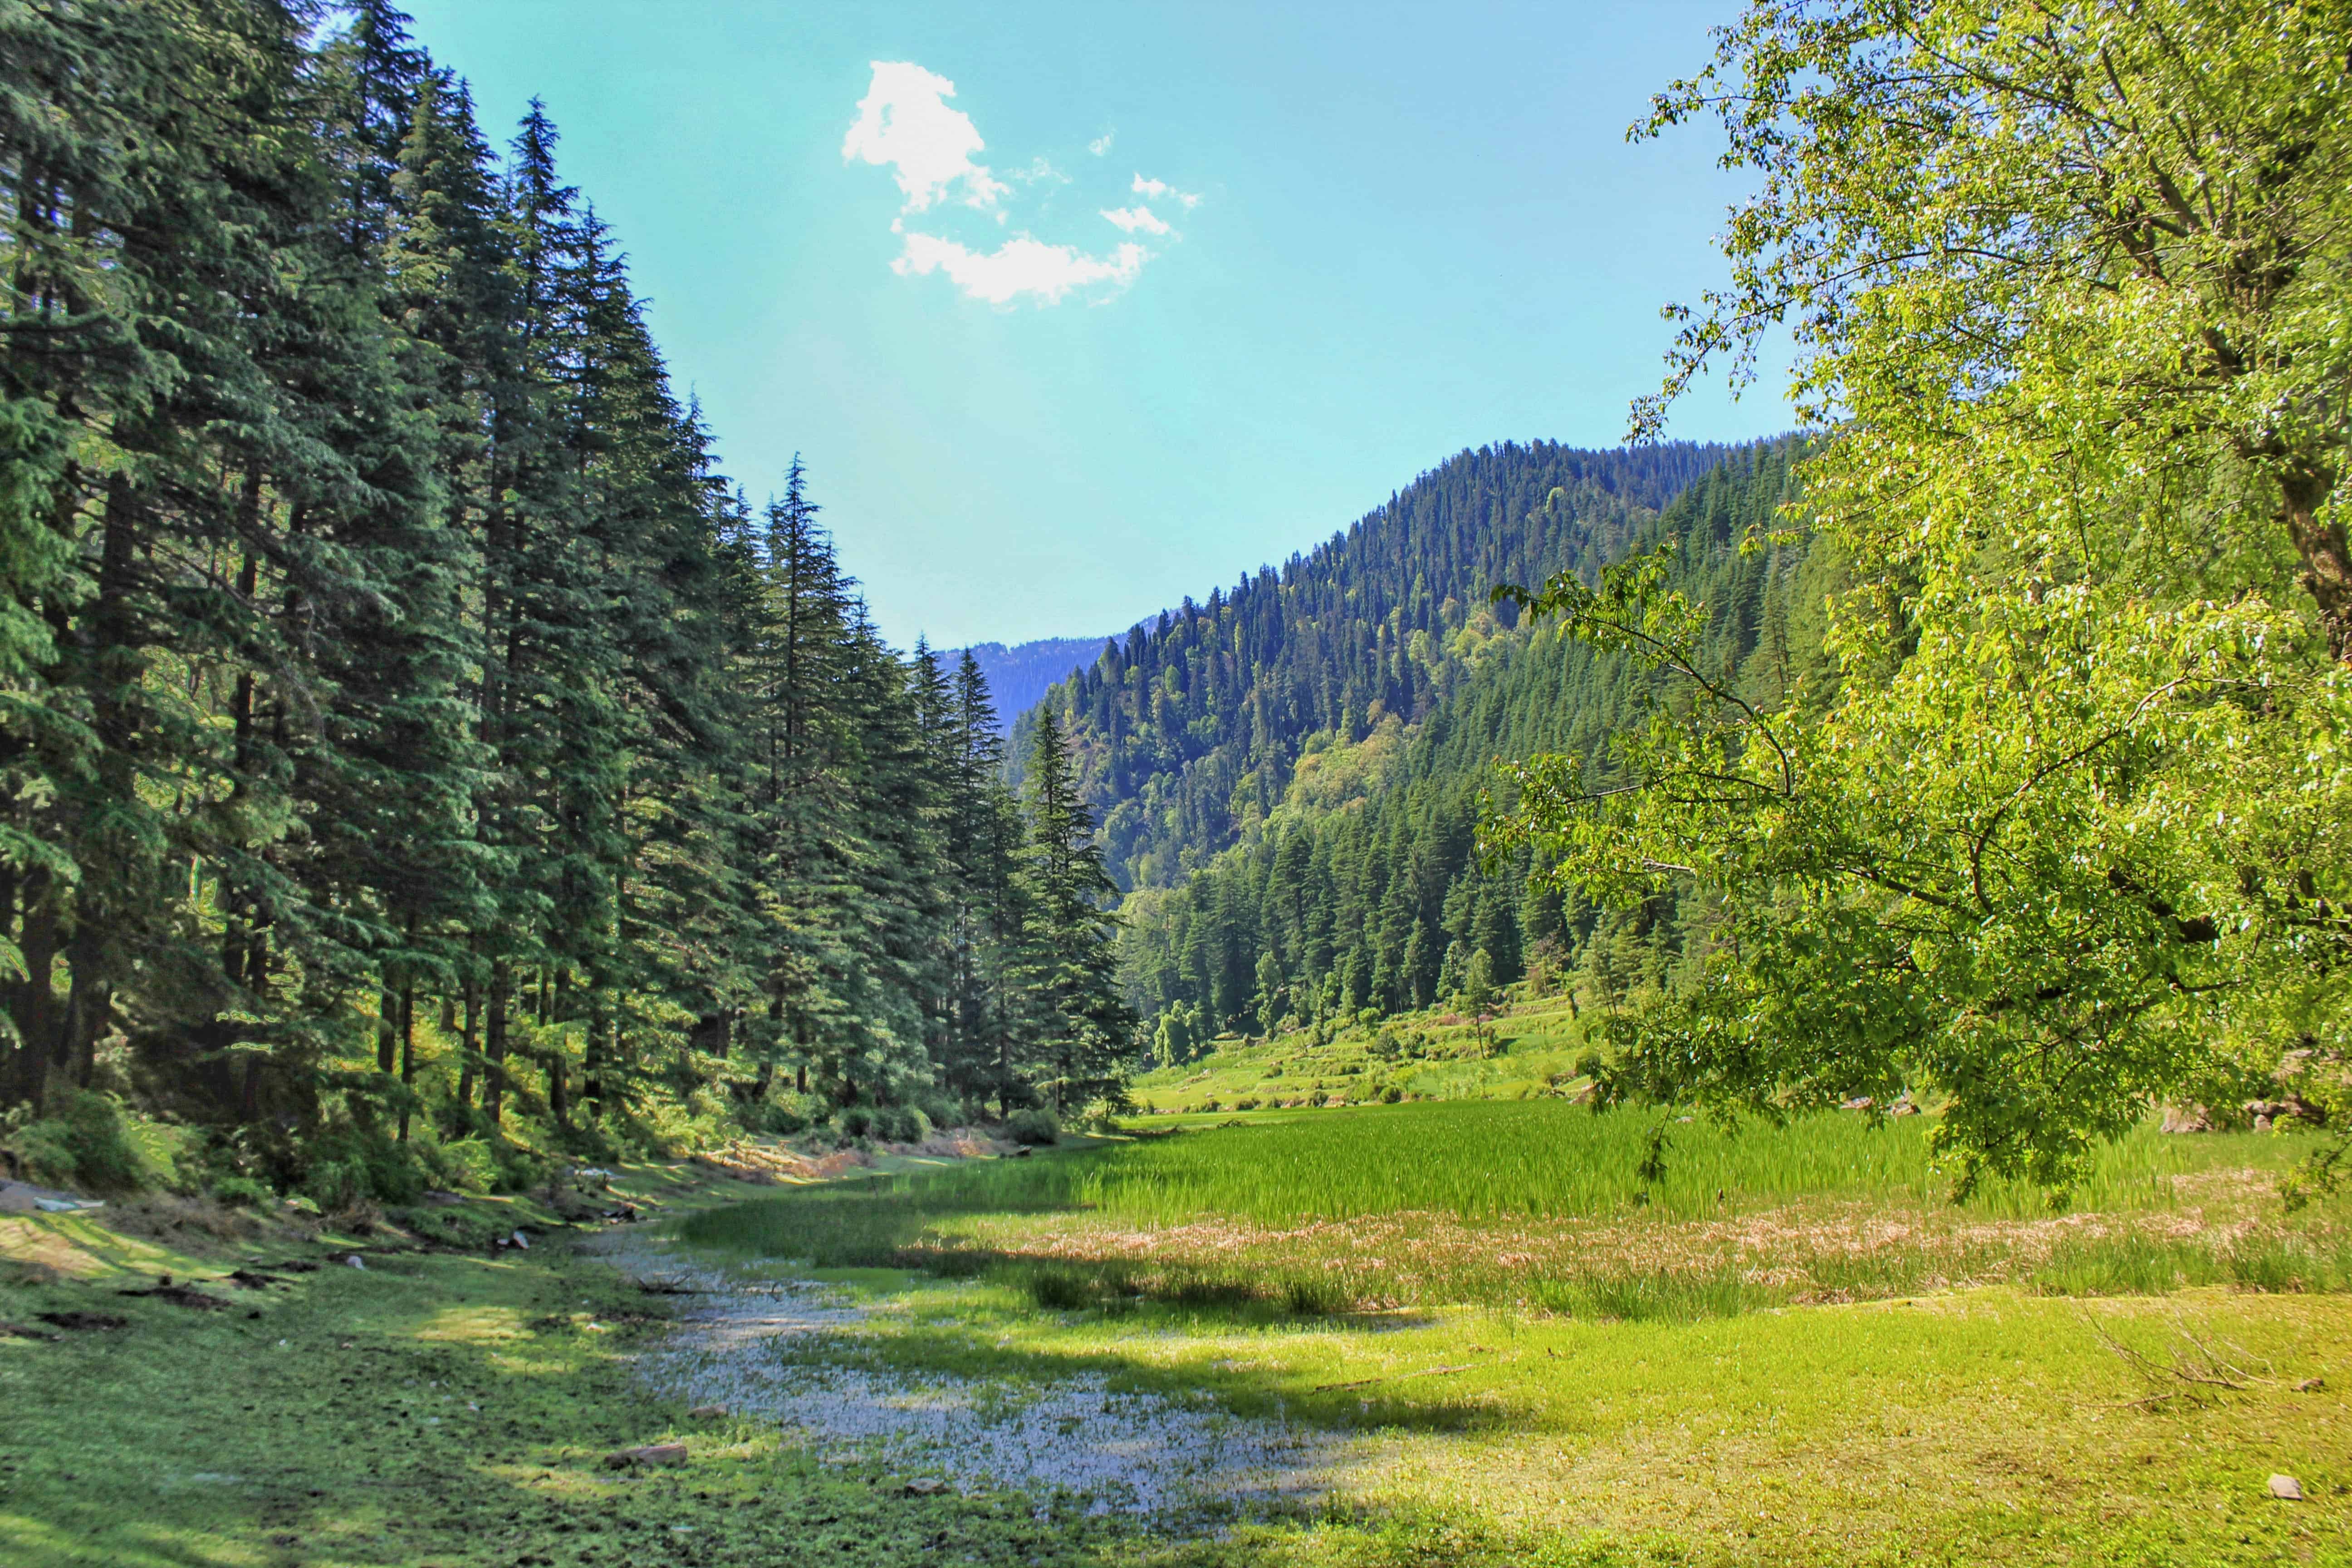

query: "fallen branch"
xmin=1313 ymin=1363 xmax=1471 ymax=1392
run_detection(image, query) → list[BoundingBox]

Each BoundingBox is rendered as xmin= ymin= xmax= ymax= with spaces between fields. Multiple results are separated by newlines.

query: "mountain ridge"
xmin=1010 ymin=438 xmax=1747 ymax=890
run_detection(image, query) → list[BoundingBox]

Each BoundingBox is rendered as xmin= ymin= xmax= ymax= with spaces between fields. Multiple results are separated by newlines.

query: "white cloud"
xmin=1132 ymin=172 xmax=1200 ymax=209
xmin=842 ymin=62 xmax=1007 ymax=212
xmin=1011 ymin=156 xmax=1068 ymax=186
xmin=892 ymin=232 xmax=1147 ymax=306
xmin=1088 ymin=132 xmax=1115 ymax=157
xmin=1101 ymin=205 xmax=1171 ymax=235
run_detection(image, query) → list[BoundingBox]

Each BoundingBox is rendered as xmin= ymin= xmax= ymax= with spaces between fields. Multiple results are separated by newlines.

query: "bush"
xmin=211 ymin=1174 xmax=274 ymax=1208
xmin=1005 ymin=1107 xmax=1059 ymax=1146
xmin=913 ymin=1091 xmax=966 ymax=1130
xmin=431 ymin=1138 xmax=500 ymax=1194
xmin=301 ymin=1125 xmax=426 ymax=1210
xmin=3 ymin=1092 xmax=145 ymax=1195
xmin=878 ymin=1104 xmax=932 ymax=1144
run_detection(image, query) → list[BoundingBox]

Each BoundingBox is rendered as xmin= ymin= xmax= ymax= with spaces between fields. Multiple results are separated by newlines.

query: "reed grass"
xmin=677 ymin=1104 xmax=2343 ymax=1320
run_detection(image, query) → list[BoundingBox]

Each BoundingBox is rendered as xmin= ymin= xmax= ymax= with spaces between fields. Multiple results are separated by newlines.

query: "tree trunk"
xmin=2283 ymin=471 xmax=2352 ymax=662
xmin=548 ymin=968 xmax=569 ymax=1128
xmin=397 ymin=983 xmax=416 ymax=1142
xmin=583 ymin=986 xmax=605 ymax=1118
xmin=456 ymin=977 xmax=479 ymax=1110
xmin=377 ymin=984 xmax=399 ymax=1075
xmin=485 ymin=958 xmax=510 ymax=1125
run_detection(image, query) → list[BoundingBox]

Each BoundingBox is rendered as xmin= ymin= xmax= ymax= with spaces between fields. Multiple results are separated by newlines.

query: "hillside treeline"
xmin=1118 ymin=443 xmax=1809 ymax=1044
xmin=0 ymin=1 xmax=1124 ymax=1200
xmin=1018 ymin=441 xmax=1734 ymax=890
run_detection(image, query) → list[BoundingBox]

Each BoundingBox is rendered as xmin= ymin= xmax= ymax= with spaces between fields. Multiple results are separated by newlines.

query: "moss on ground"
xmin=6 ymin=1144 xmax=2348 ymax=1567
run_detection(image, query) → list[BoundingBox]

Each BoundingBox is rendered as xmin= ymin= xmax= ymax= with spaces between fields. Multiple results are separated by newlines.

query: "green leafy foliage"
xmin=1490 ymin=0 xmax=2352 ymax=1193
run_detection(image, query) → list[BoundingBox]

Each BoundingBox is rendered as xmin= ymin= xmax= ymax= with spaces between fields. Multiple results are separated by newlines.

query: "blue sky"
xmin=397 ymin=0 xmax=1783 ymax=649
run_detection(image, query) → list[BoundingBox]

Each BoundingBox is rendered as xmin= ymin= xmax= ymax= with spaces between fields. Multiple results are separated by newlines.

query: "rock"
xmin=2268 ymin=1474 xmax=2303 ymax=1501
xmin=902 ymin=1477 xmax=948 ymax=1496
xmin=2160 ymin=1105 xmax=2213 ymax=1134
xmin=510 ymin=1230 xmax=530 ymax=1250
xmin=607 ymin=1443 xmax=688 ymax=1469
xmin=1840 ymin=1096 xmax=1874 ymax=1111
xmin=0 ymin=1179 xmax=103 ymax=1213
xmin=2294 ymin=1376 xmax=2325 ymax=1392
xmin=687 ymin=1404 xmax=728 ymax=1420
xmin=2244 ymin=1096 xmax=2327 ymax=1131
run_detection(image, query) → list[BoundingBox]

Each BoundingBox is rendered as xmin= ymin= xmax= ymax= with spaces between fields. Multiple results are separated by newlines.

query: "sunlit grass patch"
xmin=680 ymin=1103 xmax=2340 ymax=1318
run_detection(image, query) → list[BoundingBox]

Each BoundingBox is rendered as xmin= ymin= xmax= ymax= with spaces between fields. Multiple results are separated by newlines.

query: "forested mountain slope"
xmin=1114 ymin=442 xmax=1814 ymax=1042
xmin=960 ymin=637 xmax=1112 ymax=735
xmin=1016 ymin=441 xmax=1737 ymax=890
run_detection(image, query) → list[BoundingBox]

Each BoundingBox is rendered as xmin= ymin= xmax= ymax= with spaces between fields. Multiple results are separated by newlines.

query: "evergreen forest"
xmin=0 ymin=0 xmax=1130 ymax=1202
xmin=1098 ymin=443 xmax=1809 ymax=1051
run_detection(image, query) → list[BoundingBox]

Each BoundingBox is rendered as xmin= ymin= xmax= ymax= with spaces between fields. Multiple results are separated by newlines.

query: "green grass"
xmin=11 ymin=1132 xmax=2347 ymax=1567
xmin=684 ymin=1100 xmax=2306 ymax=1242
xmin=1131 ymin=991 xmax=1600 ymax=1114
xmin=676 ymin=1103 xmax=2350 ymax=1320
xmin=0 ymin=1193 xmax=1173 ymax=1567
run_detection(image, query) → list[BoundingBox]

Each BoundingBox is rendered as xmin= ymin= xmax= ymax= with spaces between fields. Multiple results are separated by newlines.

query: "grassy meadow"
xmin=666 ymin=1102 xmax=2352 ymax=1563
xmin=1127 ymin=993 xmax=1598 ymax=1114
xmin=679 ymin=1100 xmax=2350 ymax=1317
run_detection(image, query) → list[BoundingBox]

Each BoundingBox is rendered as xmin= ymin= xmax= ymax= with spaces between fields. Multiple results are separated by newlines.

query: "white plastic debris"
xmin=510 ymin=1230 xmax=529 ymax=1250
xmin=345 ymin=1254 xmax=366 ymax=1269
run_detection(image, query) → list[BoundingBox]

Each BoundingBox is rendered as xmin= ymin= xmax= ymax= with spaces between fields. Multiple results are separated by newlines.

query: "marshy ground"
xmin=3 ymin=1110 xmax=2349 ymax=1565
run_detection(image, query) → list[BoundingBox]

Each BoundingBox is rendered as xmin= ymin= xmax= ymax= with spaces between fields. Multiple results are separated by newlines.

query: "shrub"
xmin=431 ymin=1138 xmax=500 ymax=1194
xmin=1380 ymin=1085 xmax=1404 ymax=1104
xmin=3 ymin=1093 xmax=144 ymax=1196
xmin=872 ymin=1104 xmax=931 ymax=1144
xmin=1005 ymin=1107 xmax=1059 ymax=1146
xmin=1235 ymin=1097 xmax=1261 ymax=1111
xmin=299 ymin=1125 xmax=426 ymax=1210
xmin=210 ymin=1174 xmax=273 ymax=1208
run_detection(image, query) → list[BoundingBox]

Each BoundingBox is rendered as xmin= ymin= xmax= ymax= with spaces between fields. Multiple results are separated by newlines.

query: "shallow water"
xmin=593 ymin=1235 xmax=1346 ymax=1519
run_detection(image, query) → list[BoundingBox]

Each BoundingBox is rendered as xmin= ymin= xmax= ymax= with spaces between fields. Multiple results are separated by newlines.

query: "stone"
xmin=510 ymin=1230 xmax=530 ymax=1250
xmin=1840 ymin=1096 xmax=1874 ymax=1112
xmin=2159 ymin=1105 xmax=2213 ymax=1134
xmin=607 ymin=1443 xmax=688 ymax=1469
xmin=0 ymin=1179 xmax=101 ymax=1213
xmin=688 ymin=1404 xmax=728 ymax=1420
xmin=2268 ymin=1474 xmax=2303 ymax=1501
xmin=902 ymin=1477 xmax=948 ymax=1496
